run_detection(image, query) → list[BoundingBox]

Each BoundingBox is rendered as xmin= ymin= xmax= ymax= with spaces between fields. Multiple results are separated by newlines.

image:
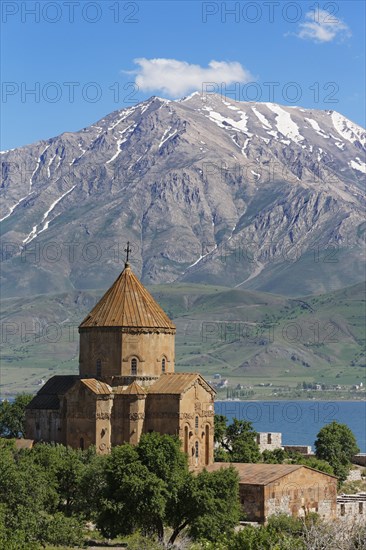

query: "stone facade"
xmin=283 ymin=445 xmax=313 ymax=455
xmin=337 ymin=493 xmax=366 ymax=525
xmin=352 ymin=454 xmax=366 ymax=466
xmin=256 ymin=432 xmax=282 ymax=452
xmin=79 ymin=329 xmax=175 ymax=382
xmin=25 ymin=263 xmax=215 ymax=469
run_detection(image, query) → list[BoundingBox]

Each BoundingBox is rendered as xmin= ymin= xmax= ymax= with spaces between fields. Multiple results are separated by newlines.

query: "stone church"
xmin=25 ymin=255 xmax=215 ymax=469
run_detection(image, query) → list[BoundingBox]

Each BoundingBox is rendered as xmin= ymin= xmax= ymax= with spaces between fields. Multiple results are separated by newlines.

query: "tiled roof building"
xmin=207 ymin=463 xmax=337 ymax=523
xmin=26 ymin=261 xmax=215 ymax=469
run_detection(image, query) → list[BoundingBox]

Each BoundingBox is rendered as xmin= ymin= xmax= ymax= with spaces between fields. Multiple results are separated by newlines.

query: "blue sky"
xmin=1 ymin=0 xmax=365 ymax=150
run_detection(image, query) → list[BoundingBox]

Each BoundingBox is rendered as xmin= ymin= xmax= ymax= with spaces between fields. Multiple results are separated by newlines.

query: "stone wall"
xmin=264 ymin=467 xmax=337 ymax=522
xmin=25 ymin=408 xmax=63 ymax=444
xmin=352 ymin=454 xmax=366 ymax=466
xmin=79 ymin=328 xmax=122 ymax=378
xmin=239 ymin=467 xmax=337 ymax=523
xmin=257 ymin=432 xmax=282 ymax=452
xmin=239 ymin=484 xmax=263 ymax=522
xmin=145 ymin=394 xmax=180 ymax=436
xmin=337 ymin=493 xmax=366 ymax=524
xmin=283 ymin=445 xmax=312 ymax=455
xmin=346 ymin=468 xmax=362 ymax=482
xmin=179 ymin=382 xmax=215 ymax=469
xmin=79 ymin=328 xmax=175 ymax=379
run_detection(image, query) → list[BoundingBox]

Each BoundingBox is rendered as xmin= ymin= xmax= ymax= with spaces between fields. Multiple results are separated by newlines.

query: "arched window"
xmin=195 ymin=441 xmax=199 ymax=459
xmin=205 ymin=425 xmax=210 ymax=465
xmin=96 ymin=359 xmax=102 ymax=377
xmin=80 ymin=437 xmax=84 ymax=451
xmin=184 ymin=426 xmax=188 ymax=454
xmin=195 ymin=416 xmax=199 ymax=429
xmin=161 ymin=357 xmax=166 ymax=373
xmin=131 ymin=357 xmax=137 ymax=375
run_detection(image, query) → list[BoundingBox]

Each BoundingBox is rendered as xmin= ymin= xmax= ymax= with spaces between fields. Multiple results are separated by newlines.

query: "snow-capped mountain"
xmin=1 ymin=93 xmax=365 ymax=297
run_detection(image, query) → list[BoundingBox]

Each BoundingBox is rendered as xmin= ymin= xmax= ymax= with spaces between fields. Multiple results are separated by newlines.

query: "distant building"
xmin=25 ymin=259 xmax=215 ymax=470
xmin=352 ymin=454 xmax=366 ymax=466
xmin=207 ymin=463 xmax=337 ymax=523
xmin=283 ymin=445 xmax=313 ymax=455
xmin=337 ymin=493 xmax=366 ymax=524
xmin=256 ymin=432 xmax=282 ymax=452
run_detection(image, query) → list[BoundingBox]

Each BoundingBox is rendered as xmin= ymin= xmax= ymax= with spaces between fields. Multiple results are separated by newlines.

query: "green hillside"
xmin=1 ymin=282 xmax=365 ymax=398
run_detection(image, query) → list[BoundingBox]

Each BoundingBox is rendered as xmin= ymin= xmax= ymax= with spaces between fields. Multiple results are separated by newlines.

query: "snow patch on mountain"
xmin=305 ymin=118 xmax=330 ymax=139
xmin=187 ymin=244 xmax=218 ymax=269
xmin=159 ymin=128 xmax=177 ymax=149
xmin=335 ymin=142 xmax=345 ymax=150
xmin=181 ymin=91 xmax=201 ymax=102
xmin=252 ymin=106 xmax=271 ymax=129
xmin=106 ymin=123 xmax=136 ymax=164
xmin=265 ymin=104 xmax=304 ymax=144
xmin=23 ymin=185 xmax=76 ymax=245
xmin=204 ymin=108 xmax=252 ymax=136
xmin=267 ymin=130 xmax=278 ymax=139
xmin=47 ymin=154 xmax=56 ymax=178
xmin=331 ymin=112 xmax=366 ymax=147
xmin=0 ymin=192 xmax=35 ymax=223
xmin=349 ymin=158 xmax=366 ymax=174
xmin=30 ymin=145 xmax=50 ymax=189
xmin=107 ymin=106 xmax=138 ymax=131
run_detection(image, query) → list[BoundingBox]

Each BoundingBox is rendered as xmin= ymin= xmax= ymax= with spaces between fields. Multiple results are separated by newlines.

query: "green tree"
xmin=216 ymin=418 xmax=260 ymax=463
xmin=214 ymin=414 xmax=228 ymax=444
xmin=28 ymin=443 xmax=88 ymax=515
xmin=188 ymin=466 xmax=240 ymax=542
xmin=98 ymin=433 xmax=240 ymax=545
xmin=0 ymin=394 xmax=33 ymax=438
xmin=98 ymin=443 xmax=168 ymax=540
xmin=76 ymin=447 xmax=107 ymax=519
xmin=228 ymin=523 xmax=305 ymax=550
xmin=167 ymin=464 xmax=240 ymax=545
xmin=262 ymin=448 xmax=287 ymax=464
xmin=315 ymin=421 xmax=359 ymax=483
xmin=0 ymin=441 xmax=94 ymax=547
xmin=37 ymin=512 xmax=84 ymax=547
xmin=0 ymin=442 xmax=58 ymax=547
xmin=296 ymin=456 xmax=334 ymax=476
xmin=228 ymin=418 xmax=260 ymax=462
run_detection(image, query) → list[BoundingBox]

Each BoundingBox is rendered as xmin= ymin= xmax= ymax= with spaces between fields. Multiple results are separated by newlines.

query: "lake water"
xmin=215 ymin=400 xmax=366 ymax=453
xmin=3 ymin=396 xmax=365 ymax=452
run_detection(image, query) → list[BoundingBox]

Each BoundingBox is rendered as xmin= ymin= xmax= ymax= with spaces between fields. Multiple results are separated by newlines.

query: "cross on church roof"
xmin=124 ymin=241 xmax=132 ymax=266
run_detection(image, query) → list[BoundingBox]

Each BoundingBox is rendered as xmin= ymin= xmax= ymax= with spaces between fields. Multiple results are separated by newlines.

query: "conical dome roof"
xmin=79 ymin=264 xmax=176 ymax=331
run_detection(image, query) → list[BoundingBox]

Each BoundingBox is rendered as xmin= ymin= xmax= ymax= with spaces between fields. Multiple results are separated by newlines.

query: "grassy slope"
xmin=0 ymin=282 xmax=365 ymax=397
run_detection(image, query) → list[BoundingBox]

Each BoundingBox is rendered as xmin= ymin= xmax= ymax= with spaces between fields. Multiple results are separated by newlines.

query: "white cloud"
xmin=129 ymin=58 xmax=253 ymax=97
xmin=295 ymin=8 xmax=351 ymax=43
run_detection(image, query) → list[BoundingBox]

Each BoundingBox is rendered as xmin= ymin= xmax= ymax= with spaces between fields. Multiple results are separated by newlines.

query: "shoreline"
xmin=216 ymin=398 xmax=366 ymax=403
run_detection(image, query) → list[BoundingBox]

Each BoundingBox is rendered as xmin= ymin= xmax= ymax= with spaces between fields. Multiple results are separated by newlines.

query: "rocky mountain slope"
xmin=1 ymin=93 xmax=365 ymax=297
